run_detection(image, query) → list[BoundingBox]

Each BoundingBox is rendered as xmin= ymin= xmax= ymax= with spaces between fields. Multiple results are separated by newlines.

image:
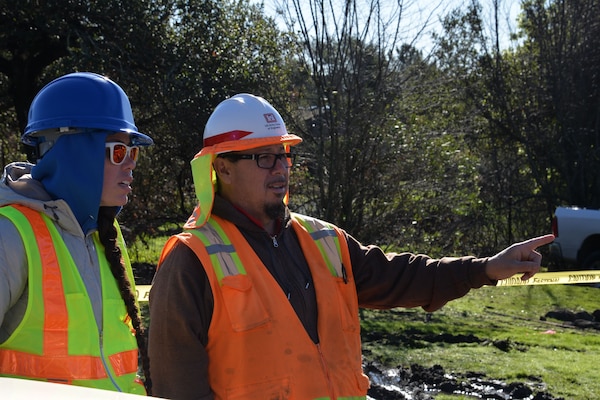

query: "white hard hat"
xmin=202 ymin=93 xmax=302 ymax=153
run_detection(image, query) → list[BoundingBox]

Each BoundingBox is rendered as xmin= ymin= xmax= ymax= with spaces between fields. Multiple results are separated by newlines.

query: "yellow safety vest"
xmin=158 ymin=213 xmax=369 ymax=399
xmin=0 ymin=205 xmax=145 ymax=394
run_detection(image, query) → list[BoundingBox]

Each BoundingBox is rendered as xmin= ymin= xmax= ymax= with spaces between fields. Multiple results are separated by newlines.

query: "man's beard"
xmin=264 ymin=200 xmax=285 ymax=221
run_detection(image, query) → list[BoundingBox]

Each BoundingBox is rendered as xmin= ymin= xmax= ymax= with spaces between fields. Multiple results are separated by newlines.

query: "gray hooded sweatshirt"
xmin=0 ymin=162 xmax=104 ymax=342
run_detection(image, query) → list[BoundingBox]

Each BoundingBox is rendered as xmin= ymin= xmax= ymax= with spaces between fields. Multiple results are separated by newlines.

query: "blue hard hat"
xmin=22 ymin=72 xmax=153 ymax=147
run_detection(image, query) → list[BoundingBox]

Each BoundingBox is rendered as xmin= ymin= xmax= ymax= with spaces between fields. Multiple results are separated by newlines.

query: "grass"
xmin=127 ymin=224 xmax=179 ymax=266
xmin=360 ymin=284 xmax=600 ymax=399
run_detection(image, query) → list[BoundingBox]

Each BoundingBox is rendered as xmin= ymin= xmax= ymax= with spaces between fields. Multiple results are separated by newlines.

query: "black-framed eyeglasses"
xmin=219 ymin=152 xmax=295 ymax=169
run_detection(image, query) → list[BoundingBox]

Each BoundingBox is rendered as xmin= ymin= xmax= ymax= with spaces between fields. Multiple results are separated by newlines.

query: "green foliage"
xmin=0 ymin=0 xmax=294 ymax=242
xmin=119 ymin=0 xmax=297 ymax=237
xmin=428 ymin=0 xmax=600 ymax=252
xmin=0 ymin=0 xmax=171 ymax=132
xmin=516 ymin=0 xmax=600 ymax=208
xmin=383 ymin=56 xmax=489 ymax=256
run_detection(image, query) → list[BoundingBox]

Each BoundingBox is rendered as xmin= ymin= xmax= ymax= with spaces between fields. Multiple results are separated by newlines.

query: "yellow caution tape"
xmin=135 ymin=270 xmax=600 ymax=301
xmin=497 ymin=270 xmax=600 ymax=287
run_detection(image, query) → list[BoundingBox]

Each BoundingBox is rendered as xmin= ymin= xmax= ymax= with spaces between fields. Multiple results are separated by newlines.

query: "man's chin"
xmin=264 ymin=201 xmax=285 ymax=220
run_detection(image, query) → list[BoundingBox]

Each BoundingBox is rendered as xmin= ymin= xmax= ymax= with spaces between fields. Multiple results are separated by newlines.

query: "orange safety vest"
xmin=0 ymin=205 xmax=145 ymax=394
xmin=159 ymin=213 xmax=370 ymax=399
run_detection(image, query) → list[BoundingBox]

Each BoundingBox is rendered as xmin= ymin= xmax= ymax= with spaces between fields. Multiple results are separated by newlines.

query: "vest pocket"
xmin=335 ymin=279 xmax=359 ymax=332
xmin=221 ymin=275 xmax=270 ymax=332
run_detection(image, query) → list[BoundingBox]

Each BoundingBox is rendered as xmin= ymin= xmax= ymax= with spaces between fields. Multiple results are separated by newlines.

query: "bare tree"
xmin=271 ymin=0 xmax=428 ymax=243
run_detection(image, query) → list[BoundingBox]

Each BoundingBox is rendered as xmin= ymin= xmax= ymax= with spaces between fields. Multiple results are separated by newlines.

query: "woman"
xmin=0 ymin=72 xmax=152 ymax=394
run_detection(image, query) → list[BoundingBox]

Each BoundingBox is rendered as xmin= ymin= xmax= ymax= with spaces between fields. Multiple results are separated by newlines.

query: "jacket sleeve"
xmin=346 ymin=232 xmax=493 ymax=312
xmin=148 ymin=240 xmax=215 ymax=400
xmin=0 ymin=218 xmax=28 ymax=340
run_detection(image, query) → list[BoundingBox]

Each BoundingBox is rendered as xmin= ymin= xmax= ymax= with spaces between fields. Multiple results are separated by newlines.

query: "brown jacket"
xmin=148 ymin=195 xmax=492 ymax=399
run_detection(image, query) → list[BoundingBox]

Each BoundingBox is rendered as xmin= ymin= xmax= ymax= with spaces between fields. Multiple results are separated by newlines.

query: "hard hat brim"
xmin=197 ymin=133 xmax=302 ymax=157
xmin=127 ymin=130 xmax=154 ymax=146
xmin=21 ymin=128 xmax=154 ymax=147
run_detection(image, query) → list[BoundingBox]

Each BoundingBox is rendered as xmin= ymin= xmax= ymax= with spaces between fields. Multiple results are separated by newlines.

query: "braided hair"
xmin=97 ymin=206 xmax=152 ymax=395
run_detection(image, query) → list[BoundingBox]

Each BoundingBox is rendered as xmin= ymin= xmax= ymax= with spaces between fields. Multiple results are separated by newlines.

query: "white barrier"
xmin=0 ymin=377 xmax=162 ymax=400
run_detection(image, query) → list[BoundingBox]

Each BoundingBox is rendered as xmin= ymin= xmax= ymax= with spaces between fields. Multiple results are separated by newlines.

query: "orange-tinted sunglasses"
xmin=105 ymin=142 xmax=140 ymax=165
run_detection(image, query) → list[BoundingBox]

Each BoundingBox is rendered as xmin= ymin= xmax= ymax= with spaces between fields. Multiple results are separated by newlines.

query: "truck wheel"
xmin=582 ymin=250 xmax=600 ymax=270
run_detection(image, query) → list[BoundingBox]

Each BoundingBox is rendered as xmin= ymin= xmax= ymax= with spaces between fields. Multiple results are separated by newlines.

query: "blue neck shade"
xmin=32 ymin=131 xmax=108 ymax=234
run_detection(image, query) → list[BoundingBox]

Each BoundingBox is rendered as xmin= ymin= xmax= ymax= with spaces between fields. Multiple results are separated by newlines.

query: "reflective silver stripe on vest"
xmin=206 ymin=243 xmax=235 ymax=255
xmin=189 ymin=219 xmax=245 ymax=281
xmin=292 ymin=213 xmax=345 ymax=279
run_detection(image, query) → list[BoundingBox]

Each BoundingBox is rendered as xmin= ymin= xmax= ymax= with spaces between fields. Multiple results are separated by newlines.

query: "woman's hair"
xmin=97 ymin=206 xmax=152 ymax=395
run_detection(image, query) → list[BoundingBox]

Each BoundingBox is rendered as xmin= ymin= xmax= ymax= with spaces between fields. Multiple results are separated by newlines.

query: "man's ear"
xmin=213 ymin=157 xmax=233 ymax=184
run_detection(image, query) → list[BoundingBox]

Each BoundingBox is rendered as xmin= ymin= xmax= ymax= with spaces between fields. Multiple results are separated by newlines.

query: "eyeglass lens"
xmin=257 ymin=153 xmax=294 ymax=169
xmin=106 ymin=143 xmax=140 ymax=165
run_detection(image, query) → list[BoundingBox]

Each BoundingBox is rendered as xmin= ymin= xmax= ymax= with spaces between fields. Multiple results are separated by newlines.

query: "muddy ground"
xmin=134 ymin=264 xmax=598 ymax=399
xmin=364 ymin=361 xmax=556 ymax=400
xmin=361 ymin=307 xmax=600 ymax=400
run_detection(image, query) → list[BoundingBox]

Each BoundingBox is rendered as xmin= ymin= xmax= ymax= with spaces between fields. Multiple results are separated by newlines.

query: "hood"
xmin=0 ymin=162 xmax=50 ymax=205
xmin=0 ymin=162 xmax=84 ymax=235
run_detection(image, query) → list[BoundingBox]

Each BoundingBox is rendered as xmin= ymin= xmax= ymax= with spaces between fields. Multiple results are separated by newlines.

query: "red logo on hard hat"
xmin=204 ymin=130 xmax=253 ymax=147
xmin=264 ymin=113 xmax=277 ymax=123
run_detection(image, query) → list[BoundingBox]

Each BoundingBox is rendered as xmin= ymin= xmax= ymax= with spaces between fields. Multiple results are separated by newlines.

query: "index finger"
xmin=519 ymin=234 xmax=555 ymax=250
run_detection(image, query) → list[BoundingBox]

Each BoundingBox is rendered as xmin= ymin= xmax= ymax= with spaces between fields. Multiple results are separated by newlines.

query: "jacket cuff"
xmin=469 ymin=257 xmax=496 ymax=288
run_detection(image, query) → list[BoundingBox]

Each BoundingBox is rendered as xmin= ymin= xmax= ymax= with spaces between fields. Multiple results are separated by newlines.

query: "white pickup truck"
xmin=549 ymin=206 xmax=600 ymax=271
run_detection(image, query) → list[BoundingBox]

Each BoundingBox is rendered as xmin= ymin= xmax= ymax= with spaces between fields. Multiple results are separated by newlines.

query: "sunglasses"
xmin=105 ymin=142 xmax=140 ymax=165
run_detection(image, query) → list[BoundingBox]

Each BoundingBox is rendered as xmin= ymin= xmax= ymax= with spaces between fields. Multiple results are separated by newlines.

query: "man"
xmin=148 ymin=93 xmax=554 ymax=399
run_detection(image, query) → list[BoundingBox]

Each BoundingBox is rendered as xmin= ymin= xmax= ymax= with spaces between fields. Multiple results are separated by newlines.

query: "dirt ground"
xmin=364 ymin=361 xmax=559 ymax=400
xmin=363 ymin=355 xmax=560 ymax=399
xmin=361 ymin=308 xmax=600 ymax=400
